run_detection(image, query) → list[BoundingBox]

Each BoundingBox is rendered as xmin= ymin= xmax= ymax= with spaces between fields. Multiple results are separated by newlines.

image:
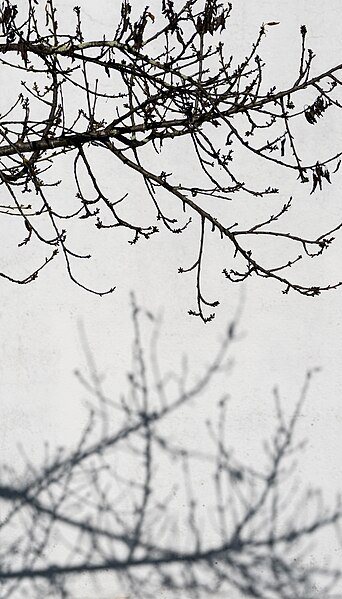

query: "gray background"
xmin=1 ymin=1 xmax=342 ymax=597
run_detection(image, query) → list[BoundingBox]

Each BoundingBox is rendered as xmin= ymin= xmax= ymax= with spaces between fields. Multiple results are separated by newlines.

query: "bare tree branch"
xmin=1 ymin=1 xmax=342 ymax=317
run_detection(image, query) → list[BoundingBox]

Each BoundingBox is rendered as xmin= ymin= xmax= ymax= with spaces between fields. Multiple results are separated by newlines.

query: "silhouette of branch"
xmin=0 ymin=295 xmax=340 ymax=598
